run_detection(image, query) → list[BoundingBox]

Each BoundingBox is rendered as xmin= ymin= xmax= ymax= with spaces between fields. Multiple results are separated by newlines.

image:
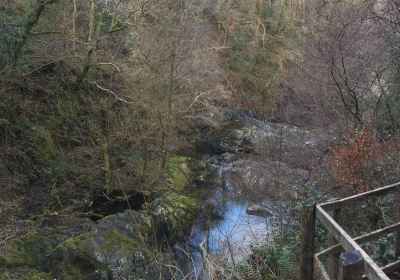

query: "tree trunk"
xmin=12 ymin=0 xmax=56 ymax=65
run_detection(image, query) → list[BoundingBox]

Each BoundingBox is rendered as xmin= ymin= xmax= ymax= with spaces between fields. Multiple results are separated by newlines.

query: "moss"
xmin=0 ymin=222 xmax=93 ymax=269
xmin=166 ymin=156 xmax=190 ymax=165
xmin=63 ymin=229 xmax=142 ymax=256
xmin=165 ymin=156 xmax=207 ymax=191
xmin=189 ymin=159 xmax=207 ymax=172
xmin=0 ymin=268 xmax=54 ymax=280
xmin=189 ymin=159 xmax=207 ymax=182
xmin=50 ymin=231 xmax=110 ymax=279
xmin=50 ymin=228 xmax=148 ymax=280
xmin=150 ymin=155 xmax=203 ymax=239
xmin=145 ymin=192 xmax=199 ymax=238
xmin=30 ymin=128 xmax=59 ymax=164
xmin=165 ymin=156 xmax=192 ymax=192
xmin=0 ymin=231 xmax=52 ymax=267
xmin=43 ymin=131 xmax=58 ymax=160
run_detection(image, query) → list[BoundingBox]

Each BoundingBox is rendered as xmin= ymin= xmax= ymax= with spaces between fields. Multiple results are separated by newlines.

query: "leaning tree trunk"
xmin=12 ymin=0 xmax=56 ymax=65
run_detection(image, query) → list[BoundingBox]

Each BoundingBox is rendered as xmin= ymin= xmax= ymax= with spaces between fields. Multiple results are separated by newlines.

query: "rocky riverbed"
xmin=174 ymin=111 xmax=326 ymax=278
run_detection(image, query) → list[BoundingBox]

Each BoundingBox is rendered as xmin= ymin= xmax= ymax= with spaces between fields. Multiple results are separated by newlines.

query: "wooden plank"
xmin=316 ymin=205 xmax=390 ymax=280
xmin=381 ymin=259 xmax=400 ymax=274
xmin=319 ymin=182 xmax=400 ymax=211
xmin=361 ymin=260 xmax=400 ymax=279
xmin=395 ymin=230 xmax=400 ymax=259
xmin=328 ymin=208 xmax=341 ymax=279
xmin=317 ymin=222 xmax=400 ymax=260
xmin=314 ymin=255 xmax=330 ymax=280
xmin=316 ymin=205 xmax=360 ymax=251
xmin=355 ymin=222 xmax=400 ymax=244
xmin=316 ymin=244 xmax=343 ymax=260
xmin=338 ymin=251 xmax=363 ymax=280
xmin=300 ymin=201 xmax=316 ymax=280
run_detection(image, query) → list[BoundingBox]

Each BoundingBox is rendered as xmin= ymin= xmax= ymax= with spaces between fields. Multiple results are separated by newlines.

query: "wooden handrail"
xmin=316 ymin=205 xmax=390 ymax=280
xmin=382 ymin=260 xmax=400 ymax=275
xmin=300 ymin=182 xmax=400 ymax=280
xmin=319 ymin=182 xmax=400 ymax=211
xmin=316 ymin=244 xmax=343 ymax=260
xmin=314 ymin=255 xmax=330 ymax=280
xmin=316 ymin=222 xmax=400 ymax=259
xmin=356 ymin=222 xmax=400 ymax=244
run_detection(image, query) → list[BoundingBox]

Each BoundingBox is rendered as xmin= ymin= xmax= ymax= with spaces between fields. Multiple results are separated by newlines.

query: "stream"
xmin=183 ymin=165 xmax=275 ymax=278
xmin=175 ymin=112 xmax=323 ymax=278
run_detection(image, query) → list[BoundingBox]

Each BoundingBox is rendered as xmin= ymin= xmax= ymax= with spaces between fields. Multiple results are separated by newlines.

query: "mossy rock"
xmin=246 ymin=204 xmax=272 ymax=218
xmin=189 ymin=159 xmax=207 ymax=172
xmin=165 ymin=156 xmax=192 ymax=192
xmin=0 ymin=231 xmax=48 ymax=267
xmin=211 ymin=125 xmax=246 ymax=153
xmin=0 ymin=268 xmax=54 ymax=280
xmin=144 ymin=192 xmax=199 ymax=242
xmin=50 ymin=229 xmax=139 ymax=279
xmin=0 ymin=211 xmax=157 ymax=280
xmin=0 ymin=221 xmax=94 ymax=269
xmin=165 ymin=156 xmax=207 ymax=191
xmin=48 ymin=210 xmax=160 ymax=280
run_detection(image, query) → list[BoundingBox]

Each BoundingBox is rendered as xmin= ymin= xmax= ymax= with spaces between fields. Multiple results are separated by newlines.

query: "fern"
xmin=235 ymin=260 xmax=262 ymax=280
xmin=251 ymin=242 xmax=296 ymax=280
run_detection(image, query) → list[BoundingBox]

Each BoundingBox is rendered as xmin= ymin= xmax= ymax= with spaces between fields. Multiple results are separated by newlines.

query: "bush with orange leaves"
xmin=328 ymin=128 xmax=382 ymax=192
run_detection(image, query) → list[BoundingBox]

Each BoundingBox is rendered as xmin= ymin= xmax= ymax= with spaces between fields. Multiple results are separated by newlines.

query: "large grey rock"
xmin=211 ymin=127 xmax=245 ymax=153
xmin=0 ymin=210 xmax=168 ymax=280
xmin=246 ymin=204 xmax=271 ymax=218
xmin=49 ymin=210 xmax=165 ymax=280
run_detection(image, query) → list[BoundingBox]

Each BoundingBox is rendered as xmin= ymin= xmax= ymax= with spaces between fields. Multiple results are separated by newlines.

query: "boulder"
xmin=49 ymin=209 xmax=160 ymax=280
xmin=221 ymin=152 xmax=235 ymax=162
xmin=0 ymin=220 xmax=94 ymax=269
xmin=0 ymin=157 xmax=202 ymax=280
xmin=166 ymin=156 xmax=208 ymax=190
xmin=211 ymin=127 xmax=245 ymax=154
xmin=166 ymin=156 xmax=192 ymax=192
xmin=49 ymin=228 xmax=155 ymax=280
xmin=246 ymin=204 xmax=272 ymax=218
xmin=238 ymin=137 xmax=255 ymax=153
xmin=0 ymin=210 xmax=167 ymax=280
xmin=0 ymin=268 xmax=53 ymax=280
xmin=144 ymin=192 xmax=199 ymax=243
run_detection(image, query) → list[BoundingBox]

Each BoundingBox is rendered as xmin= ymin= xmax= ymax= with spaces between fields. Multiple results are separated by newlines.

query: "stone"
xmin=144 ymin=192 xmax=199 ymax=242
xmin=0 ymin=268 xmax=54 ymax=280
xmin=246 ymin=204 xmax=272 ymax=218
xmin=238 ymin=137 xmax=255 ymax=153
xmin=0 ymin=210 xmax=164 ymax=280
xmin=0 ymin=220 xmax=94 ymax=269
xmin=166 ymin=156 xmax=192 ymax=192
xmin=211 ymin=125 xmax=246 ymax=154
xmin=221 ymin=152 xmax=235 ymax=162
xmin=48 ymin=209 xmax=157 ymax=280
xmin=0 ymin=155 xmax=202 ymax=280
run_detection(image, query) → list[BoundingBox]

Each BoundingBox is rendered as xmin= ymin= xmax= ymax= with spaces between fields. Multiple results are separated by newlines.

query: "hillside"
xmin=1 ymin=0 xmax=400 ymax=279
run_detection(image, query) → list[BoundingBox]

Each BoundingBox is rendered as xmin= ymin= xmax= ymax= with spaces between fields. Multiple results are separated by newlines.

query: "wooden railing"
xmin=300 ymin=182 xmax=400 ymax=280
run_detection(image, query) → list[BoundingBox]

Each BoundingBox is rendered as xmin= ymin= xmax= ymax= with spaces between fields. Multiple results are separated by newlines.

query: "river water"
xmin=175 ymin=113 xmax=322 ymax=278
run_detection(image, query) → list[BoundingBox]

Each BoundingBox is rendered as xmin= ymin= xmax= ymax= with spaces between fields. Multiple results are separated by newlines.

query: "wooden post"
xmin=328 ymin=208 xmax=341 ymax=279
xmin=395 ymin=230 xmax=400 ymax=259
xmin=300 ymin=200 xmax=316 ymax=280
xmin=338 ymin=251 xmax=363 ymax=280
